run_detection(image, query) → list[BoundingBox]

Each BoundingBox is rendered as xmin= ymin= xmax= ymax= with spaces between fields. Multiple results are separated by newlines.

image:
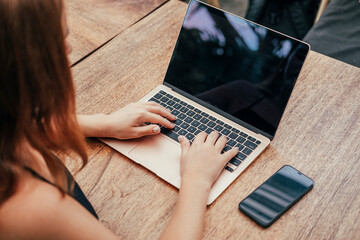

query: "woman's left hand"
xmin=78 ymin=102 xmax=176 ymax=140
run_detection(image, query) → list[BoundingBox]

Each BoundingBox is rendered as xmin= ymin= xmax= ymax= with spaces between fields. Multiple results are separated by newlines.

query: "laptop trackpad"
xmin=128 ymin=134 xmax=181 ymax=186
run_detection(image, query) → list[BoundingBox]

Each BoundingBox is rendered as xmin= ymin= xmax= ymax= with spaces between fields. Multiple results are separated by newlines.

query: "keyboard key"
xmin=173 ymin=97 xmax=180 ymax=102
xmin=200 ymin=118 xmax=209 ymax=124
xmin=167 ymin=100 xmax=175 ymax=106
xmin=174 ymin=119 xmax=183 ymax=125
xmin=173 ymin=126 xmax=180 ymax=132
xmin=188 ymin=126 xmax=196 ymax=133
xmin=236 ymin=136 xmax=246 ymax=143
xmin=247 ymin=136 xmax=256 ymax=142
xmin=223 ymin=146 xmax=232 ymax=152
xmin=171 ymin=109 xmax=180 ymax=116
xmin=236 ymin=152 xmax=247 ymax=161
xmin=207 ymin=121 xmax=216 ymax=128
xmin=205 ymin=128 xmax=214 ymax=134
xmin=209 ymin=116 xmax=216 ymax=121
xmin=216 ymin=119 xmax=224 ymax=125
xmin=149 ymin=98 xmax=160 ymax=104
xmin=233 ymin=128 xmax=240 ymax=134
xmin=198 ymin=124 xmax=207 ymax=131
xmin=224 ymin=124 xmax=232 ymax=129
xmin=154 ymin=93 xmax=162 ymax=99
xmin=225 ymin=166 xmax=234 ymax=172
xmin=201 ymin=112 xmax=209 ymax=117
xmin=162 ymin=129 xmax=179 ymax=142
xmin=229 ymin=158 xmax=241 ymax=166
xmin=214 ymin=125 xmax=224 ymax=132
xmin=244 ymin=140 xmax=257 ymax=150
xmin=180 ymin=122 xmax=189 ymax=129
xmin=166 ymin=93 xmax=173 ymax=98
xmin=185 ymin=133 xmax=195 ymax=141
xmin=194 ymin=114 xmax=202 ymax=120
xmin=235 ymin=144 xmax=244 ymax=151
xmin=178 ymin=113 xmax=186 ymax=119
xmin=229 ymin=132 xmax=238 ymax=139
xmin=255 ymin=140 xmax=262 ymax=145
xmin=240 ymin=132 xmax=248 ymax=138
xmin=228 ymin=139 xmax=236 ymax=146
xmin=194 ymin=130 xmax=201 ymax=135
xmin=191 ymin=121 xmax=200 ymax=127
xmin=194 ymin=108 xmax=201 ymax=113
xmin=178 ymin=129 xmax=187 ymax=136
xmin=221 ymin=128 xmax=231 ymax=135
xmin=160 ymin=96 xmax=169 ymax=103
xmin=187 ymin=105 xmax=194 ymax=110
xmin=160 ymin=103 xmax=167 ymax=107
xmin=174 ymin=103 xmax=182 ymax=109
xmin=187 ymin=110 xmax=195 ymax=117
xmin=179 ymin=101 xmax=187 ymax=106
xmin=180 ymin=107 xmax=188 ymax=113
xmin=184 ymin=117 xmax=193 ymax=123
xmin=159 ymin=90 xmax=166 ymax=95
xmin=242 ymin=147 xmax=253 ymax=155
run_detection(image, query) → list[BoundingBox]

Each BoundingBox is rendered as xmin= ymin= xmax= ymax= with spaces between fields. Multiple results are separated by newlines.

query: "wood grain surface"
xmin=68 ymin=0 xmax=360 ymax=239
xmin=65 ymin=0 xmax=167 ymax=64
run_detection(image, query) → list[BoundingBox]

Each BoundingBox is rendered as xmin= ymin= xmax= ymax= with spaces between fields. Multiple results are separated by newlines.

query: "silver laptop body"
xmin=101 ymin=0 xmax=309 ymax=204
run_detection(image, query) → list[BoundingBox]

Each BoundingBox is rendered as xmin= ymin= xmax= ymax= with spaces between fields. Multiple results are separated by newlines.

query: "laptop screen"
xmin=164 ymin=0 xmax=309 ymax=138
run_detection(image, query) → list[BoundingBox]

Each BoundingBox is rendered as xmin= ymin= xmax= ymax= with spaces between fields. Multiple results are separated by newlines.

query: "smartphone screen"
xmin=238 ymin=165 xmax=314 ymax=228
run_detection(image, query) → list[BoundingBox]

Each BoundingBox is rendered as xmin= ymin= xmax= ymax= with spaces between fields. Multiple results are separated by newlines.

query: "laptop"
xmin=101 ymin=0 xmax=309 ymax=204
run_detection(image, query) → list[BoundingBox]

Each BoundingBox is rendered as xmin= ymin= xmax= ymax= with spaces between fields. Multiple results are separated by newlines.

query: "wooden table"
xmin=66 ymin=0 xmax=360 ymax=239
xmin=65 ymin=0 xmax=166 ymax=64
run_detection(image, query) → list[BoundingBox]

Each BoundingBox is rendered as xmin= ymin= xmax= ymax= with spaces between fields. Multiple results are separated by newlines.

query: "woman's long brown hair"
xmin=0 ymin=0 xmax=87 ymax=205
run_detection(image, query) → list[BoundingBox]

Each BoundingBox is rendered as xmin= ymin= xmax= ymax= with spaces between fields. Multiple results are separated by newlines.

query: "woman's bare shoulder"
xmin=0 ymin=174 xmax=66 ymax=238
xmin=0 ymin=173 xmax=118 ymax=239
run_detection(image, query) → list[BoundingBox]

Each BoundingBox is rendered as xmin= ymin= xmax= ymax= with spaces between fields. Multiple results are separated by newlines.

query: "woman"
xmin=0 ymin=0 xmax=238 ymax=239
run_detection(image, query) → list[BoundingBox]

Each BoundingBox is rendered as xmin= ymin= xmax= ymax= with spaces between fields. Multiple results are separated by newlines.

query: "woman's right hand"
xmin=178 ymin=131 xmax=239 ymax=188
xmin=160 ymin=131 xmax=238 ymax=240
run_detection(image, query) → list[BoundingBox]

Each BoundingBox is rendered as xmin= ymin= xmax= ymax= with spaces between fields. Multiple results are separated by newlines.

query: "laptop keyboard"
xmin=147 ymin=90 xmax=261 ymax=172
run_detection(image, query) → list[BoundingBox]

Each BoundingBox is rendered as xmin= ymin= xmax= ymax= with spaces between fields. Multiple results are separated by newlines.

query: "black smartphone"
xmin=238 ymin=165 xmax=314 ymax=228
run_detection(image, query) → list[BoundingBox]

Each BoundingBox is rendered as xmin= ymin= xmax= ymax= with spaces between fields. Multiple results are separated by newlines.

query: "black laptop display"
xmin=164 ymin=0 xmax=309 ymax=138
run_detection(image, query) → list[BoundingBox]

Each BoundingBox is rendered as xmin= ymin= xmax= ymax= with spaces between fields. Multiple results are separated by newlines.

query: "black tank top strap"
xmin=23 ymin=161 xmax=98 ymax=219
xmin=24 ymin=166 xmax=55 ymax=186
xmin=62 ymin=164 xmax=99 ymax=219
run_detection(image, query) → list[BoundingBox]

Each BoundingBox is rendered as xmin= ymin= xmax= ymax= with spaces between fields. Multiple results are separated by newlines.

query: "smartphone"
xmin=238 ymin=165 xmax=314 ymax=228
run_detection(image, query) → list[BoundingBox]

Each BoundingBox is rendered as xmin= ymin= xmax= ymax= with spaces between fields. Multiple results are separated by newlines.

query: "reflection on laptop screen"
xmin=164 ymin=0 xmax=309 ymax=137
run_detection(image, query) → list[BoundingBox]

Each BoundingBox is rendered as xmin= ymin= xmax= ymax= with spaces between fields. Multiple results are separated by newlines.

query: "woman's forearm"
xmin=159 ymin=178 xmax=211 ymax=240
xmin=77 ymin=114 xmax=108 ymax=138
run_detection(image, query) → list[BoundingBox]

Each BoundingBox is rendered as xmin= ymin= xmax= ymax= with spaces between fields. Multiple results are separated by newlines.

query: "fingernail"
xmin=172 ymin=123 xmax=175 ymax=128
xmin=178 ymin=136 xmax=184 ymax=142
xmin=172 ymin=115 xmax=176 ymax=119
xmin=153 ymin=126 xmax=160 ymax=133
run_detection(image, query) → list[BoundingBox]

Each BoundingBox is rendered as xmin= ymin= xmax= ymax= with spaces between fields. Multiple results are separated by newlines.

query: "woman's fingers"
xmin=205 ymin=131 xmax=219 ymax=146
xmin=214 ymin=135 xmax=228 ymax=151
xmin=133 ymin=124 xmax=161 ymax=138
xmin=222 ymin=148 xmax=239 ymax=162
xmin=145 ymin=103 xmax=176 ymax=121
xmin=144 ymin=112 xmax=174 ymax=129
xmin=178 ymin=136 xmax=191 ymax=158
xmin=146 ymin=101 xmax=160 ymax=107
xmin=193 ymin=132 xmax=207 ymax=145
